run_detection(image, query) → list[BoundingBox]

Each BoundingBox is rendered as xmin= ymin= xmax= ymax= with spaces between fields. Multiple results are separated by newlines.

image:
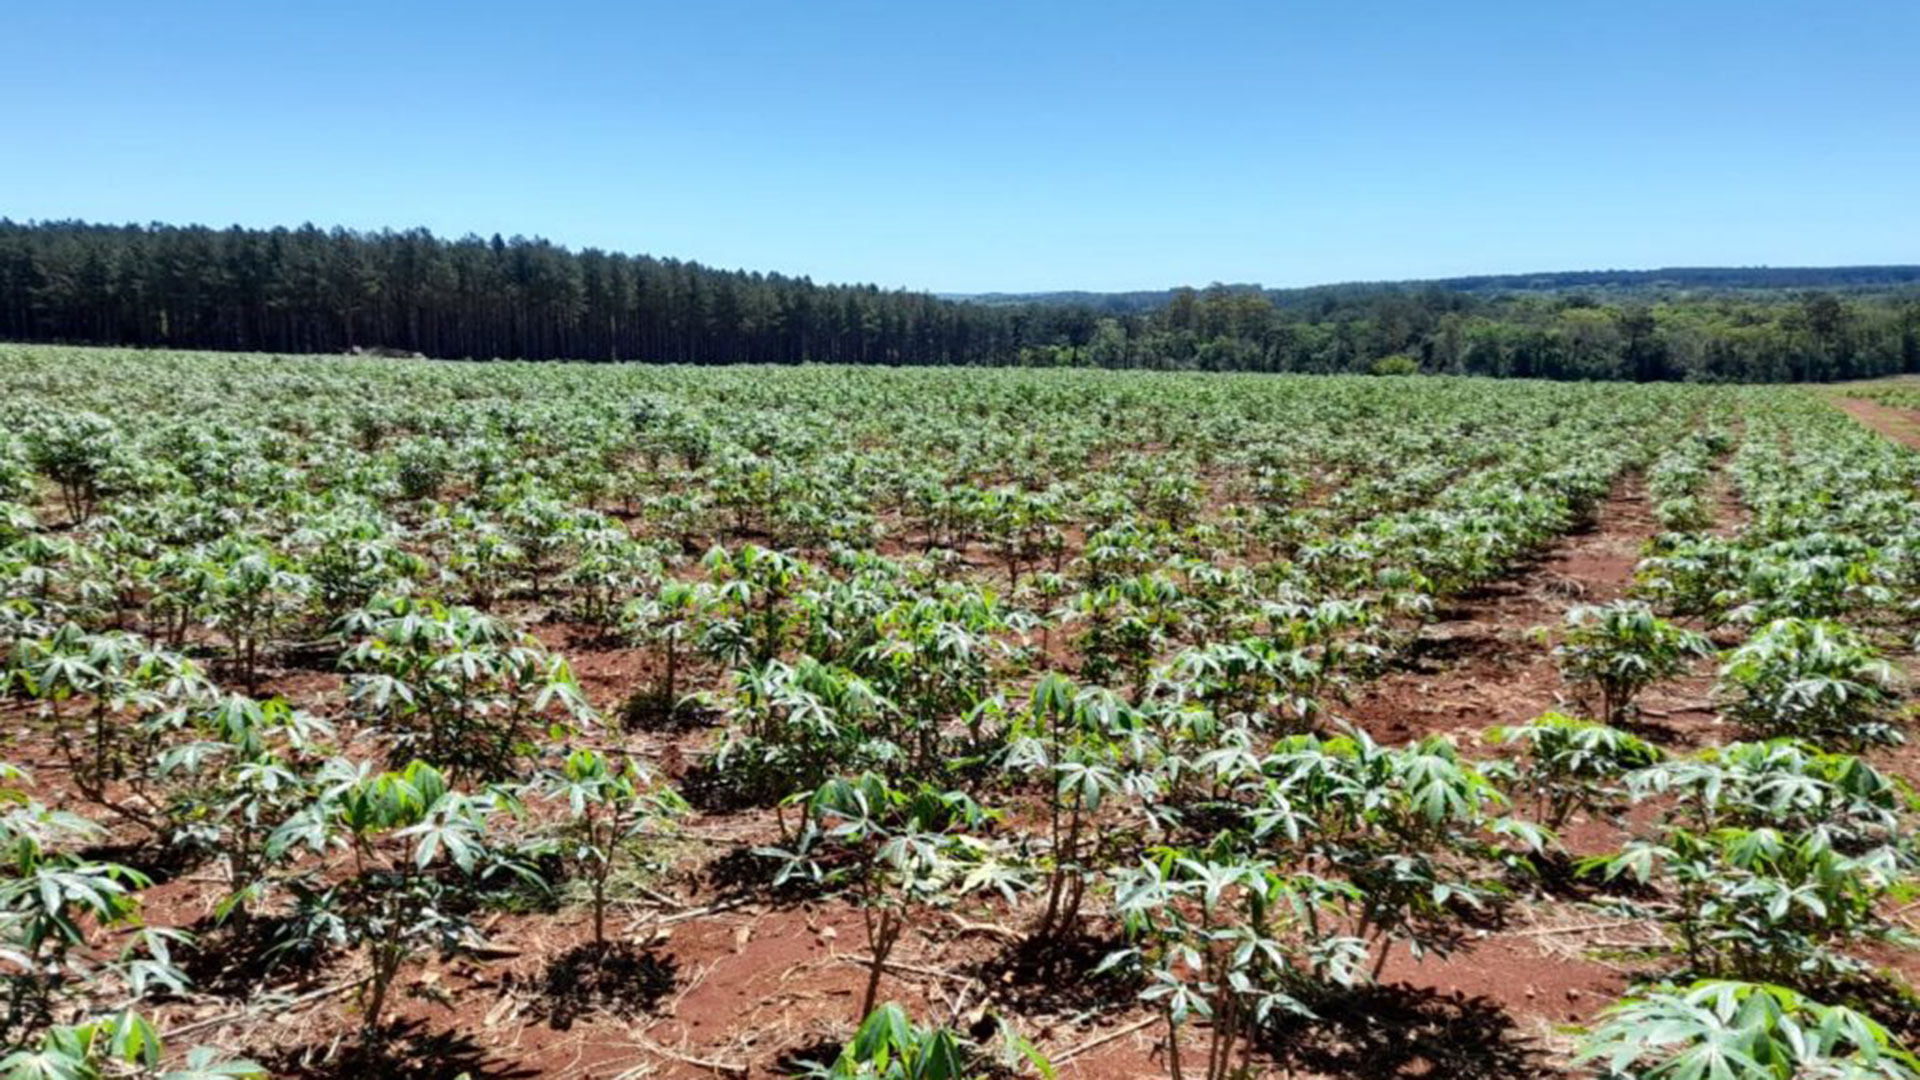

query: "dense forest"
xmin=4 ymin=219 xmax=1918 ymax=381
xmin=0 ymin=220 xmax=1087 ymax=365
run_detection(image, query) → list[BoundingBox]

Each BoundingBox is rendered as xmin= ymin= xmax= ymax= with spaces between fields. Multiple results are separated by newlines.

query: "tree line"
xmin=3 ymin=219 xmax=1917 ymax=381
xmin=1060 ymin=284 xmax=1920 ymax=382
xmin=0 ymin=220 xmax=1093 ymax=365
xmin=977 ymin=264 xmax=1920 ymax=311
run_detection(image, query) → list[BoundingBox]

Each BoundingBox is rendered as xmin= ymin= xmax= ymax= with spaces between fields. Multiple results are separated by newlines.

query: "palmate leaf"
xmin=1309 ymin=933 xmax=1371 ymax=987
xmin=346 ymin=672 xmax=415 ymax=713
xmin=991 ymin=1015 xmax=1056 ymax=1080
xmin=158 ymin=1047 xmax=268 ymax=1080
xmin=816 ymin=1002 xmax=985 ymax=1080
xmin=0 ymin=1040 xmax=97 ymax=1080
xmin=264 ymin=804 xmax=335 ymax=860
xmin=399 ymin=814 xmax=481 ymax=872
xmin=121 ymin=928 xmax=194 ymax=999
xmin=1487 ymin=815 xmax=1556 ymax=854
xmin=953 ymin=849 xmax=1029 ymax=905
xmin=1579 ymin=982 xmax=1920 ymax=1080
xmin=102 ymin=1011 xmax=161 ymax=1069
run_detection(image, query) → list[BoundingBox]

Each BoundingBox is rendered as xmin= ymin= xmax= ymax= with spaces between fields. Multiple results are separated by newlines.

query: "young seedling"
xmin=1553 ymin=600 xmax=1711 ymax=725
xmin=1487 ymin=712 xmax=1663 ymax=830
xmin=538 ymin=748 xmax=685 ymax=949
xmin=760 ymin=773 xmax=1023 ymax=1021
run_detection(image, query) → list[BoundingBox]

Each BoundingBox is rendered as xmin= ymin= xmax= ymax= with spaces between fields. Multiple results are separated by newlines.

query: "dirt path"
xmin=1336 ymin=461 xmax=1755 ymax=1053
xmin=1827 ymin=396 xmax=1920 ymax=798
xmin=1830 ymin=393 xmax=1920 ymax=450
xmin=1342 ymin=478 xmax=1661 ymax=746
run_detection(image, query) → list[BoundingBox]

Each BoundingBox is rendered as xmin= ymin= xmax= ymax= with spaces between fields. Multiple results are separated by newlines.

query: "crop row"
xmin=0 ymin=346 xmax=1913 ymax=1078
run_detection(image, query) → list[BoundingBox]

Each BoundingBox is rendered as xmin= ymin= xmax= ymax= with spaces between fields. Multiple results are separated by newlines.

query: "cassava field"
xmin=2 ymin=343 xmax=1918 ymax=1079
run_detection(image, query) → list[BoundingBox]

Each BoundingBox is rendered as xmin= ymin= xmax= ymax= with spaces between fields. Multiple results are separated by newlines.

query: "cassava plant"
xmin=1577 ymin=980 xmax=1920 ymax=1080
xmin=1582 ymin=823 xmax=1909 ymax=983
xmin=620 ymin=580 xmax=710 ymax=723
xmin=1487 ymin=712 xmax=1663 ymax=830
xmin=760 ymin=773 xmax=1024 ymax=1021
xmin=801 ymin=1002 xmax=1052 ymax=1080
xmin=537 ymin=748 xmax=685 ymax=949
xmin=1553 ymin=601 xmax=1711 ymax=725
xmin=1101 ymin=846 xmax=1368 ymax=1080
xmin=269 ymin=760 xmax=539 ymax=1044
xmin=1716 ymin=617 xmax=1903 ymax=749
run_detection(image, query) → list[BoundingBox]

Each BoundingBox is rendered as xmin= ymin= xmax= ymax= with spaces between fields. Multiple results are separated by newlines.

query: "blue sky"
xmin=5 ymin=1 xmax=1916 ymax=292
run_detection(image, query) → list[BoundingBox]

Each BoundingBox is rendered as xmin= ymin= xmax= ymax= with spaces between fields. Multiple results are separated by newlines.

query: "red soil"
xmin=1833 ymin=394 xmax=1920 ymax=451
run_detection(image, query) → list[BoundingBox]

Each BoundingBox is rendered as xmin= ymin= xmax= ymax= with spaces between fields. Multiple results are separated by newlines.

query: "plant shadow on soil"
xmin=1510 ymin=849 xmax=1663 ymax=905
xmin=968 ymin=928 xmax=1143 ymax=1016
xmin=525 ymin=940 xmax=679 ymax=1030
xmin=264 ymin=1019 xmax=539 ymax=1080
xmin=774 ymin=1034 xmax=854 ymax=1076
xmin=678 ymin=759 xmax=791 ymax=814
xmin=701 ymin=842 xmax=839 ymax=904
xmin=619 ymin=687 xmax=717 ymax=735
xmin=77 ymin=837 xmax=208 ymax=888
xmin=1613 ymin=714 xmax=1697 ymax=747
xmin=1830 ymin=971 xmax=1920 ymax=1042
xmin=1263 ymin=984 xmax=1546 ymax=1080
xmin=178 ymin=912 xmax=333 ymax=998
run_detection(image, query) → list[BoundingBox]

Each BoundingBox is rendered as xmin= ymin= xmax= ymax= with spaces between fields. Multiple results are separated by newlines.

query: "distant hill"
xmin=956 ymin=265 xmax=1920 ymax=312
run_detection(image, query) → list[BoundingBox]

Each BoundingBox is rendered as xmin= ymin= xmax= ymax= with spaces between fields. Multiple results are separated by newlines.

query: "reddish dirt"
xmin=78 ymin=612 xmax=1156 ymax=1078
xmin=1828 ymin=394 xmax=1920 ymax=792
xmin=1335 ymin=468 xmax=1743 ymax=1042
xmin=1378 ymin=929 xmax=1625 ymax=1027
xmin=1341 ymin=477 xmax=1721 ymax=747
xmin=1832 ymin=394 xmax=1920 ymax=450
xmin=0 ymin=478 xmax=1642 ymax=1078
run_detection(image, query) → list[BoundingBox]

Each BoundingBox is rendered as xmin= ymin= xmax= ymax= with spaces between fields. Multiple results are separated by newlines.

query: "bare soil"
xmin=1832 ymin=394 xmax=1920 ymax=450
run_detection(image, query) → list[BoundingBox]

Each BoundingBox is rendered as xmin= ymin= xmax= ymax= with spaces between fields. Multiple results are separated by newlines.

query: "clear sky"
xmin=5 ymin=1 xmax=1917 ymax=293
